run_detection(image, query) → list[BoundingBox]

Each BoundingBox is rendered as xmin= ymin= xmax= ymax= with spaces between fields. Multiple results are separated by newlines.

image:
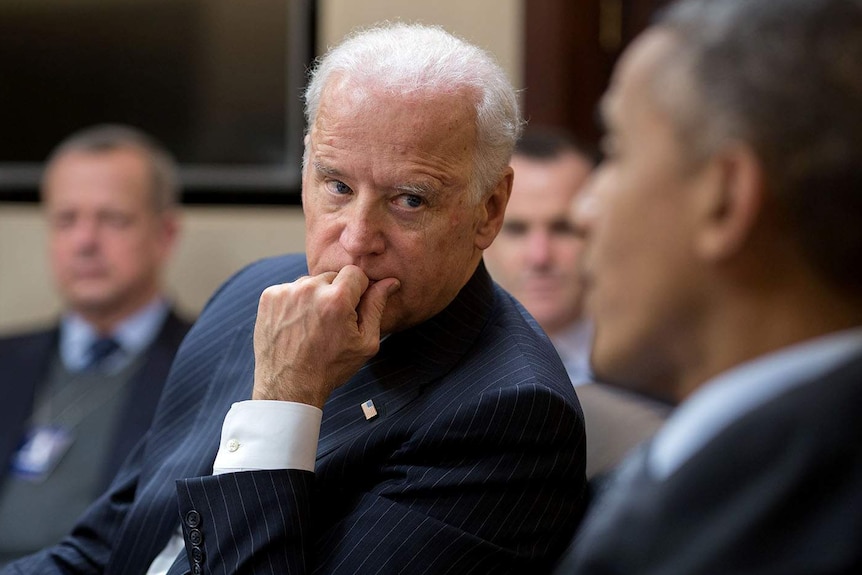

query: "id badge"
xmin=10 ymin=425 xmax=75 ymax=482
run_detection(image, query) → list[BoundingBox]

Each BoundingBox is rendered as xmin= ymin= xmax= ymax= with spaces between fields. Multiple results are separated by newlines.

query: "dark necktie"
xmin=86 ymin=336 xmax=120 ymax=371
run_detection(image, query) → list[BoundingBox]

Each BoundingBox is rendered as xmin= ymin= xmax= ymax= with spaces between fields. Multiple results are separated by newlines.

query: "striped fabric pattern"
xmin=6 ymin=254 xmax=586 ymax=575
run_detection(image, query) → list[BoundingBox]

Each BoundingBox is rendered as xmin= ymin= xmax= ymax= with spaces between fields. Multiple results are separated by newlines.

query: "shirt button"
xmin=227 ymin=439 xmax=240 ymax=452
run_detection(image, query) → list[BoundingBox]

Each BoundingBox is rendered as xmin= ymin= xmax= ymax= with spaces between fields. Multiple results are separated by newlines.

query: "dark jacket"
xmin=0 ymin=309 xmax=192 ymax=492
xmin=5 ymin=254 xmax=587 ymax=574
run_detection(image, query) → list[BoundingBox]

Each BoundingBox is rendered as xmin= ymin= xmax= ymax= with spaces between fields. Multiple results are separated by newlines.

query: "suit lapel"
xmin=100 ymin=310 xmax=191 ymax=489
xmin=0 ymin=329 xmax=57 ymax=479
xmin=316 ymin=261 xmax=495 ymax=460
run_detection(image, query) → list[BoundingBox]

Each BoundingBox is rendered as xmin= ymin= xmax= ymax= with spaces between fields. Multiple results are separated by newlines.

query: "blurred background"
xmin=0 ymin=0 xmax=668 ymax=334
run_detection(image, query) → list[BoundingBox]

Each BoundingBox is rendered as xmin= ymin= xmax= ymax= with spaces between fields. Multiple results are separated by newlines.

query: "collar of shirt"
xmin=648 ymin=326 xmax=862 ymax=481
xmin=551 ymin=319 xmax=594 ymax=386
xmin=60 ymin=298 xmax=171 ymax=372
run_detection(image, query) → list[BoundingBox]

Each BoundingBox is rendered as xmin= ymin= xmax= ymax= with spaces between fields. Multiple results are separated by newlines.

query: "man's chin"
xmin=66 ymin=292 xmax=120 ymax=315
xmin=379 ymin=309 xmax=401 ymax=337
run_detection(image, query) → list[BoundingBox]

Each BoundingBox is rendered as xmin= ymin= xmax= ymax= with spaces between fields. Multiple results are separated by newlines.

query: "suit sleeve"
xmin=173 ymin=382 xmax=587 ymax=575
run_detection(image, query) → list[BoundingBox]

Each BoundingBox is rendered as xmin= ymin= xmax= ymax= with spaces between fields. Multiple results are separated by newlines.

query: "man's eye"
xmin=51 ymin=213 xmax=76 ymax=229
xmin=326 ymin=180 xmax=352 ymax=195
xmin=550 ymin=221 xmax=579 ymax=237
xmin=501 ymin=221 xmax=527 ymax=236
xmin=102 ymin=213 xmax=132 ymax=228
xmin=397 ymin=194 xmax=424 ymax=209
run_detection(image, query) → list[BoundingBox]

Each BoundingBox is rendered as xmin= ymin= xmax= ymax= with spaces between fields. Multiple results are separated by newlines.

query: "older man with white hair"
xmin=4 ymin=23 xmax=587 ymax=575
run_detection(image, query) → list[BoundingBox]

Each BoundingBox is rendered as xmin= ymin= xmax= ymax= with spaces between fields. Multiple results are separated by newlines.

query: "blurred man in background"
xmin=555 ymin=0 xmax=862 ymax=572
xmin=0 ymin=124 xmax=191 ymax=564
xmin=485 ymin=126 xmax=668 ymax=477
xmin=484 ymin=127 xmax=596 ymax=384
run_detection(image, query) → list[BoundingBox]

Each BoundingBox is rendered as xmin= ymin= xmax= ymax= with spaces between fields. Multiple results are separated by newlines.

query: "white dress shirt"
xmin=147 ymin=336 xmax=399 ymax=573
xmin=146 ymin=400 xmax=322 ymax=575
xmin=551 ymin=320 xmax=594 ymax=387
xmin=60 ymin=297 xmax=170 ymax=373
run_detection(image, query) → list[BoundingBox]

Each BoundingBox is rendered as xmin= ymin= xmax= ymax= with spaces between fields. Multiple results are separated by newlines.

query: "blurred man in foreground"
xmin=0 ymin=125 xmax=190 ymax=564
xmin=4 ymin=24 xmax=586 ymax=575
xmin=485 ymin=127 xmax=668 ymax=477
xmin=555 ymin=0 xmax=862 ymax=572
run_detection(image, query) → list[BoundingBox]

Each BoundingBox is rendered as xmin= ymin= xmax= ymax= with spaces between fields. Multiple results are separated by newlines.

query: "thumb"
xmin=356 ymin=278 xmax=400 ymax=337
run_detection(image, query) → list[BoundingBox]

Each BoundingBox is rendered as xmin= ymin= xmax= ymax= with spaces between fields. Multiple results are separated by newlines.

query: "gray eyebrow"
xmin=312 ymin=160 xmax=340 ymax=177
xmin=396 ymin=182 xmax=437 ymax=196
xmin=313 ymin=160 xmax=443 ymax=199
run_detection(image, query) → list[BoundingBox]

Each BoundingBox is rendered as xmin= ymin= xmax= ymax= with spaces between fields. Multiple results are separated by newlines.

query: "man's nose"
xmin=339 ymin=202 xmax=385 ymax=257
xmin=526 ymin=231 xmax=553 ymax=265
xmin=69 ymin=217 xmax=101 ymax=251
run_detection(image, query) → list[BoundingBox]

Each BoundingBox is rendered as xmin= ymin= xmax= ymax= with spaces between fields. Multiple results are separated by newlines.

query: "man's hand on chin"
xmin=252 ymin=265 xmax=400 ymax=409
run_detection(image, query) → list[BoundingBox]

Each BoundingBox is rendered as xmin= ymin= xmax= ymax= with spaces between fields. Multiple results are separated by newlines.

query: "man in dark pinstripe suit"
xmin=4 ymin=23 xmax=587 ymax=575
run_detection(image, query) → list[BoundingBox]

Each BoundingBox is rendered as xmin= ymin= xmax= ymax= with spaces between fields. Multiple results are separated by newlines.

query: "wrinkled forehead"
xmin=313 ymin=79 xmax=478 ymax=157
xmin=324 ymin=71 xmax=477 ymax=116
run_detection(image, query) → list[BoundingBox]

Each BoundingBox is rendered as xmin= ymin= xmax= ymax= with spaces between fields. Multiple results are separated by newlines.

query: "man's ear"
xmin=157 ymin=210 xmax=181 ymax=262
xmin=695 ymin=144 xmax=766 ymax=261
xmin=474 ymin=167 xmax=513 ymax=250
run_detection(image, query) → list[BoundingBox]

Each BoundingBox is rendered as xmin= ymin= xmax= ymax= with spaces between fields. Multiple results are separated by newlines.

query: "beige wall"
xmin=0 ymin=204 xmax=305 ymax=333
xmin=319 ymin=0 xmax=522 ymax=86
xmin=0 ymin=0 xmax=522 ymax=335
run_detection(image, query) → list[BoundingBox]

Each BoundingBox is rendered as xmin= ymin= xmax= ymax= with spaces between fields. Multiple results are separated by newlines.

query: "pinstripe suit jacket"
xmin=4 ymin=254 xmax=587 ymax=575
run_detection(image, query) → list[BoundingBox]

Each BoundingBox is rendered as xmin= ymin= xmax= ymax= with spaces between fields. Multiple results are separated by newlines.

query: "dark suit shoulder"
xmin=483 ymin=283 xmax=577 ymax=399
xmin=0 ymin=326 xmax=58 ymax=479
xmin=683 ymin=350 xmax=862 ymax=477
xmin=0 ymin=325 xmax=57 ymax=354
xmin=560 ymin=353 xmax=862 ymax=575
xmin=0 ymin=326 xmax=57 ymax=381
xmin=638 ymin=352 xmax=862 ymax=574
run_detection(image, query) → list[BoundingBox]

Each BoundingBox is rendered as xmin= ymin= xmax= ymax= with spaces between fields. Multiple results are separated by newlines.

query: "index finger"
xmin=331 ymin=265 xmax=370 ymax=302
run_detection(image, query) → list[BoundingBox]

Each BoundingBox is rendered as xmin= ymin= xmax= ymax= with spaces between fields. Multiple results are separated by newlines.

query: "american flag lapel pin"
xmin=361 ymin=399 xmax=378 ymax=420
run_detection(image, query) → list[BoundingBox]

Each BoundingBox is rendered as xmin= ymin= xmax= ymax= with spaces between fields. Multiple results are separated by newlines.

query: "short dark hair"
xmin=43 ymin=124 xmax=181 ymax=212
xmin=655 ymin=0 xmax=862 ymax=292
xmin=514 ymin=125 xmax=598 ymax=166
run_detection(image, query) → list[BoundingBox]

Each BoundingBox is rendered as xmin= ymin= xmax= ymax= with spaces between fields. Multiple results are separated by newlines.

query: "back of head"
xmin=304 ymin=23 xmax=523 ymax=202
xmin=43 ymin=123 xmax=180 ymax=212
xmin=653 ymin=0 xmax=862 ymax=293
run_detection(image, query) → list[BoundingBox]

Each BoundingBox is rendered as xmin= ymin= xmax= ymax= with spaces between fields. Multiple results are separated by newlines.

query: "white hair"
xmin=304 ymin=22 xmax=523 ymax=203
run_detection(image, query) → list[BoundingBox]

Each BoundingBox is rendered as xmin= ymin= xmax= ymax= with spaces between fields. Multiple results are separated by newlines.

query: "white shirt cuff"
xmin=212 ymin=400 xmax=322 ymax=474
